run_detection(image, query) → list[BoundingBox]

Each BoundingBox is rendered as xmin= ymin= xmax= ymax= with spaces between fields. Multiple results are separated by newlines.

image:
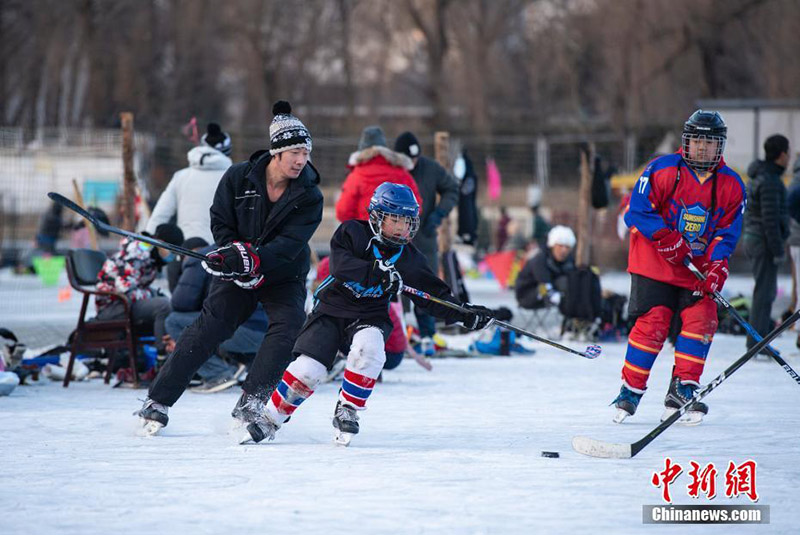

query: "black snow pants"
xmin=148 ymin=277 xmax=306 ymax=406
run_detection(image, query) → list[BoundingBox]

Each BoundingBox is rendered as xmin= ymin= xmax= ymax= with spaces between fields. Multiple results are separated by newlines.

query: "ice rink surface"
xmin=1 ymin=271 xmax=798 ymax=534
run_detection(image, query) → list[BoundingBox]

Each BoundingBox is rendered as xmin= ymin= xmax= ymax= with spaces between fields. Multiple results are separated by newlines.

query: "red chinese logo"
xmin=652 ymin=459 xmax=758 ymax=503
xmin=724 ymin=460 xmax=759 ymax=502
xmin=651 ymin=457 xmax=683 ymax=503
xmin=687 ymin=461 xmax=717 ymax=499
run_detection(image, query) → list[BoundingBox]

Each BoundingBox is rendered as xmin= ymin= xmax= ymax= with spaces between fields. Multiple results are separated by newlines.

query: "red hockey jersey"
xmin=623 ymin=151 xmax=746 ymax=290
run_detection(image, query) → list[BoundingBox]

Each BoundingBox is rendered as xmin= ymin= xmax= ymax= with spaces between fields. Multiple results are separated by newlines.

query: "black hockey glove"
xmin=202 ymin=241 xmax=260 ymax=279
xmin=461 ymin=303 xmax=496 ymax=331
xmin=375 ymin=259 xmax=404 ymax=296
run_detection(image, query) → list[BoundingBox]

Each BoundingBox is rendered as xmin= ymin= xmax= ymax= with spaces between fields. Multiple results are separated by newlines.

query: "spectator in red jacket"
xmin=335 ymin=126 xmax=422 ymax=222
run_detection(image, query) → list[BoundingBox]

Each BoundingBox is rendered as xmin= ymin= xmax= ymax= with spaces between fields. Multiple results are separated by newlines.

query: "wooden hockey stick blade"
xmin=572 ymin=436 xmax=632 ymax=459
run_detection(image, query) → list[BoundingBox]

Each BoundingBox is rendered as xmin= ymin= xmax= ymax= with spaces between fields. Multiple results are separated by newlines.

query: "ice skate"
xmin=231 ymin=390 xmax=267 ymax=427
xmin=611 ymin=385 xmax=643 ymax=424
xmin=661 ymin=377 xmax=707 ymax=425
xmin=135 ymin=398 xmax=169 ymax=436
xmin=241 ymin=415 xmax=279 ymax=445
xmin=332 ymin=401 xmax=359 ymax=446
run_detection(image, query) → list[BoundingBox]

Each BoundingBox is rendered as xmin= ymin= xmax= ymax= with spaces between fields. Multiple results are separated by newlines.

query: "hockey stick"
xmin=684 ymin=258 xmax=800 ymax=387
xmin=48 ymin=192 xmax=209 ymax=261
xmin=572 ymin=309 xmax=800 ymax=459
xmin=402 ymin=286 xmax=602 ymax=359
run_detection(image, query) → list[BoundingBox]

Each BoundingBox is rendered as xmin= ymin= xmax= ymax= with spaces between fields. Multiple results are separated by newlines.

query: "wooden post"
xmin=434 ymin=131 xmax=452 ymax=261
xmin=120 ymin=112 xmax=136 ymax=231
xmin=72 ymin=179 xmax=98 ymax=250
xmin=575 ymin=143 xmax=595 ymax=267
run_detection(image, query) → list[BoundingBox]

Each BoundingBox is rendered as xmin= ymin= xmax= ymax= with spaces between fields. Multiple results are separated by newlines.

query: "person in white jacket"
xmin=145 ymin=123 xmax=233 ymax=243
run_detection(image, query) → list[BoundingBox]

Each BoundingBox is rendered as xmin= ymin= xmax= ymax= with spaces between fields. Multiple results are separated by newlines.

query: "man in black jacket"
xmin=515 ymin=225 xmax=576 ymax=310
xmin=138 ymin=101 xmax=324 ymax=435
xmin=743 ymin=134 xmax=790 ymax=351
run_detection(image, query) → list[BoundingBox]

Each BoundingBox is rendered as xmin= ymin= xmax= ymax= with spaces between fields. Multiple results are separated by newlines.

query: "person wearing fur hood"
xmin=335 ymin=126 xmax=422 ymax=222
xmin=145 ymin=123 xmax=233 ymax=243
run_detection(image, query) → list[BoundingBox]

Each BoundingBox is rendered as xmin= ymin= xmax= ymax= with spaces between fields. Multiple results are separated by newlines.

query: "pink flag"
xmin=486 ymin=157 xmax=502 ymax=200
xmin=181 ymin=117 xmax=199 ymax=145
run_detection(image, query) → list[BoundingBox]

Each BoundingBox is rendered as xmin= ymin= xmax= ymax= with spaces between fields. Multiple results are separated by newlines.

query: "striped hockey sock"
xmin=339 ymin=368 xmax=377 ymax=409
xmin=267 ymin=370 xmax=315 ymax=423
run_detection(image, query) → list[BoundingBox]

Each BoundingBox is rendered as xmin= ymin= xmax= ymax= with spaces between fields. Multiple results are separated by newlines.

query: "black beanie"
xmin=154 ymin=223 xmax=185 ymax=247
xmin=269 ymin=100 xmax=312 ymax=156
xmin=182 ymin=237 xmax=209 ymax=250
xmin=394 ymin=131 xmax=421 ymax=159
xmin=201 ymin=123 xmax=232 ymax=156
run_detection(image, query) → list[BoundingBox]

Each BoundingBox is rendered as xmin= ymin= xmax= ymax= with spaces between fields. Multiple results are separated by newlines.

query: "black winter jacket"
xmin=515 ymin=248 xmax=575 ymax=308
xmin=315 ymin=220 xmax=465 ymax=323
xmin=210 ymin=150 xmax=324 ymax=284
xmin=743 ymin=159 xmax=789 ymax=258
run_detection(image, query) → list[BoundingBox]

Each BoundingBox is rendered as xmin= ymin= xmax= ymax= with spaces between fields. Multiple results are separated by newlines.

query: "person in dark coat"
xmin=515 ymin=225 xmax=576 ymax=310
xmin=394 ymin=131 xmax=459 ymax=344
xmin=137 ymin=101 xmax=324 ymax=435
xmin=453 ymin=149 xmax=479 ymax=245
xmin=742 ymin=134 xmax=790 ymax=351
xmin=35 ymin=202 xmax=64 ymax=253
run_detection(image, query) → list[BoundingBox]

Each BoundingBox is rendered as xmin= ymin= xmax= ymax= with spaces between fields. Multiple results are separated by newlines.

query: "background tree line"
xmin=2 ymin=0 xmax=797 ymax=139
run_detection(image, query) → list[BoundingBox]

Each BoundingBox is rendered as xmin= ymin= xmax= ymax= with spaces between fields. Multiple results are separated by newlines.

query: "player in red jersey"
xmin=612 ymin=110 xmax=746 ymax=425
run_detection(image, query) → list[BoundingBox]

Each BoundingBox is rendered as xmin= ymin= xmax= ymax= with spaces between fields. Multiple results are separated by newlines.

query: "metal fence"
xmin=0 ymin=126 xmax=666 ymax=269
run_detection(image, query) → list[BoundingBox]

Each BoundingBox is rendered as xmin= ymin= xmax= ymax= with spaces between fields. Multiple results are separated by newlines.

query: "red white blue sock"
xmin=339 ymin=368 xmax=377 ymax=410
xmin=265 ymin=355 xmax=325 ymax=424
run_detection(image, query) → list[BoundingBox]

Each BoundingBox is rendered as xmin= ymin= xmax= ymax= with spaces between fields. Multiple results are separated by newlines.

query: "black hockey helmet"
xmin=682 ymin=110 xmax=727 ymax=171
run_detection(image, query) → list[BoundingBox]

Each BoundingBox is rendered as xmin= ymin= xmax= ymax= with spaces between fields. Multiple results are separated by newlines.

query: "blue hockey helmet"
xmin=682 ymin=109 xmax=727 ymax=172
xmin=367 ymin=182 xmax=420 ymax=246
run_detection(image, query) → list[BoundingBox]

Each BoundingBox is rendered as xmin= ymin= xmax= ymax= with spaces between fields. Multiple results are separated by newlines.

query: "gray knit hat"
xmin=269 ymin=100 xmax=312 ymax=156
xmin=357 ymin=125 xmax=387 ymax=151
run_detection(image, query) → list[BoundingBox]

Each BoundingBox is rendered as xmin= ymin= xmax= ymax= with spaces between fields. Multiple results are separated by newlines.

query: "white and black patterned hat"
xmin=269 ymin=100 xmax=312 ymax=156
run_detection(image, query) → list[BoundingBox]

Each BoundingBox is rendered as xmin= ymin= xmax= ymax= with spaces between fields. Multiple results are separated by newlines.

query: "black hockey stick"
xmin=684 ymin=258 xmax=800 ymax=387
xmin=572 ymin=309 xmax=800 ymax=459
xmin=402 ymin=286 xmax=602 ymax=359
xmin=48 ymin=192 xmax=209 ymax=261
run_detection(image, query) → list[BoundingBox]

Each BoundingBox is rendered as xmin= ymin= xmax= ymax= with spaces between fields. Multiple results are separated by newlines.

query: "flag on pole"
xmin=486 ymin=157 xmax=502 ymax=200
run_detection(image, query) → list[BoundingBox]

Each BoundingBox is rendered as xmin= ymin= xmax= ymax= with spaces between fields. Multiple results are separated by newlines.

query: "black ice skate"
xmin=661 ymin=376 xmax=708 ymax=425
xmin=332 ymin=400 xmax=359 ymax=446
xmin=242 ymin=416 xmax=279 ymax=445
xmin=136 ymin=398 xmax=169 ymax=436
xmin=611 ymin=385 xmax=643 ymax=424
xmin=231 ymin=390 xmax=267 ymax=425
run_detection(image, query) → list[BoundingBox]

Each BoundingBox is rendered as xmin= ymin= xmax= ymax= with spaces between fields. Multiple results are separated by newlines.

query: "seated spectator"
xmin=95 ymin=224 xmax=184 ymax=357
xmin=515 ymin=225 xmax=576 ymax=310
xmin=164 ymin=237 xmax=269 ymax=393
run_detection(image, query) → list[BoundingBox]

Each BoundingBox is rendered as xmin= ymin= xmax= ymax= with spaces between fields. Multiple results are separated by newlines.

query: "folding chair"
xmin=63 ymin=249 xmax=139 ymax=387
xmin=516 ymin=299 xmax=563 ymax=339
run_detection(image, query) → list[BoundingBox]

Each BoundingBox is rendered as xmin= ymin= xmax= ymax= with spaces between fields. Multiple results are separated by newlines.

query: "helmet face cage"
xmin=368 ymin=209 xmax=420 ymax=246
xmin=681 ymin=132 xmax=726 ymax=172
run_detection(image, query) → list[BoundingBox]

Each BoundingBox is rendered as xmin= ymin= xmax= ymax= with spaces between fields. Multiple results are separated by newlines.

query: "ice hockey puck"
xmin=541 ymin=451 xmax=560 ymax=458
